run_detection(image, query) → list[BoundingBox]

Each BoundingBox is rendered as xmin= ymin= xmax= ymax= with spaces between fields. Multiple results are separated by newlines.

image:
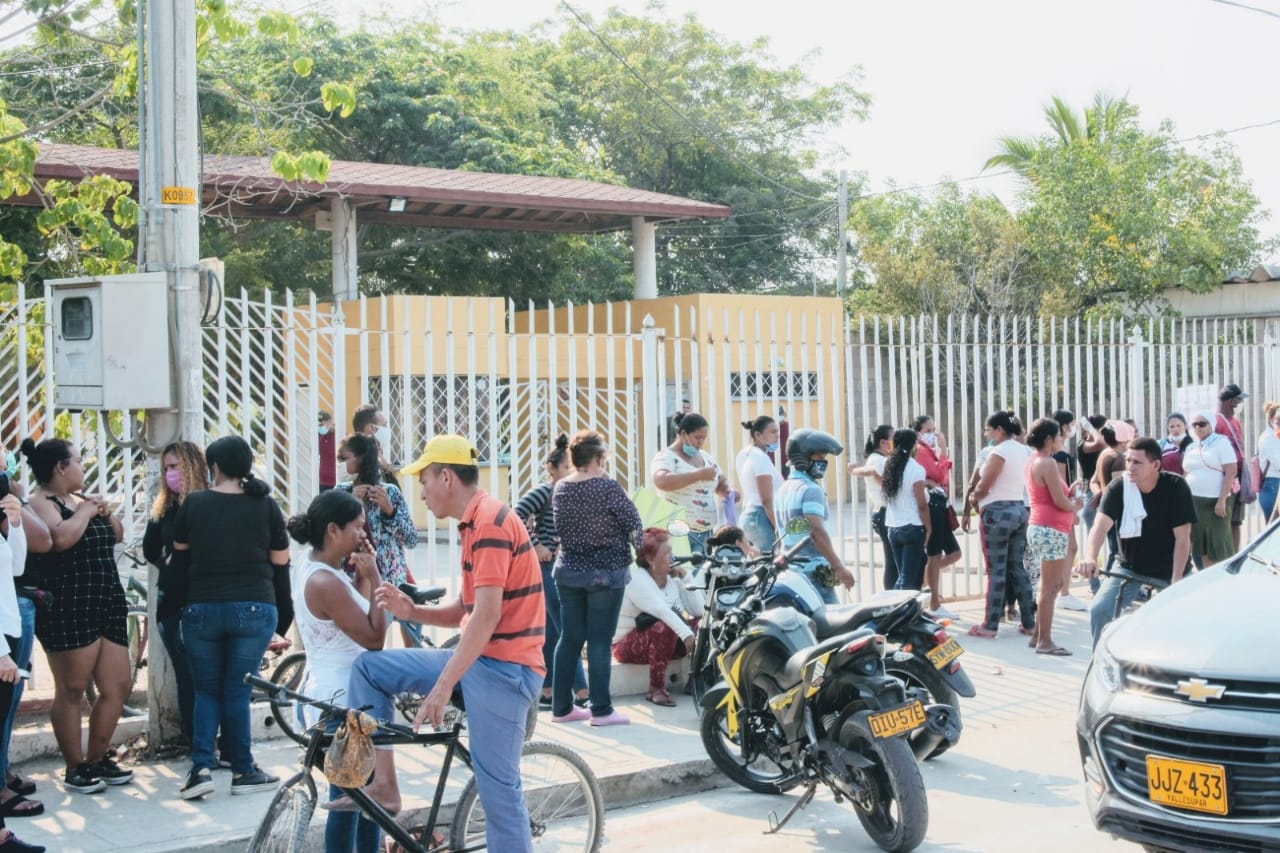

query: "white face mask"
xmin=374 ymin=425 xmax=392 ymax=449
xmin=920 ymin=432 xmax=938 ymax=448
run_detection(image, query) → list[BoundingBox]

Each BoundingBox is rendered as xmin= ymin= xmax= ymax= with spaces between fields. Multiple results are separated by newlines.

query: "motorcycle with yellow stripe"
xmin=699 ymin=523 xmax=950 ymax=853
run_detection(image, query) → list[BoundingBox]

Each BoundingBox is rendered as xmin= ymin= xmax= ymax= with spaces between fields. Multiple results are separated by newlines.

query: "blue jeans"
xmin=0 ymin=597 xmax=36 ymax=780
xmin=687 ymin=530 xmax=710 ymax=555
xmin=741 ymin=506 xmax=776 ymax=554
xmin=1082 ymin=502 xmax=1101 ymax=594
xmin=1089 ymin=574 xmax=1145 ymax=648
xmin=888 ymin=524 xmax=927 ymax=591
xmin=794 ymin=563 xmax=840 ymax=605
xmin=540 ymin=565 xmax=586 ymax=693
xmin=157 ymin=609 xmax=195 ymax=743
xmin=182 ymin=601 xmax=276 ymax=773
xmin=348 ymin=650 xmax=541 ymax=853
xmin=554 ymin=585 xmax=624 ymax=717
xmin=1261 ymin=477 xmax=1280 ymax=522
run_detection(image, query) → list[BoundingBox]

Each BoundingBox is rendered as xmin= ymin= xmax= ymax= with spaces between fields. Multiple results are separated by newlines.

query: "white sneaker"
xmin=930 ymin=604 xmax=961 ymax=621
xmin=1059 ymin=593 xmax=1088 ymax=612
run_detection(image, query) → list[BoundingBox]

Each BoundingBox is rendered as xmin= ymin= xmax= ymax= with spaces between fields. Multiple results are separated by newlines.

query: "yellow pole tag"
xmin=161 ymin=186 xmax=197 ymax=205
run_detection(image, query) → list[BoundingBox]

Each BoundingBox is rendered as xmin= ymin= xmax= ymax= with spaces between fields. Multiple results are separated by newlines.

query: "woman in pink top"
xmin=1025 ymin=418 xmax=1085 ymax=657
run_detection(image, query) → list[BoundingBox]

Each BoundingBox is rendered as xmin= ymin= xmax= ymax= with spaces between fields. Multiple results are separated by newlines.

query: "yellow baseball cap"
xmin=400 ymin=434 xmax=479 ymax=476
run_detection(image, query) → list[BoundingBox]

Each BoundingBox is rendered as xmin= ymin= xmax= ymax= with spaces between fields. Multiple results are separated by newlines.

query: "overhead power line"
xmin=558 ymin=0 xmax=830 ymax=204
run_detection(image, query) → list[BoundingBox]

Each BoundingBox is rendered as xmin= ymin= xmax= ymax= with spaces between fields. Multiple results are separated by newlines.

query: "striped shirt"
xmin=774 ymin=472 xmax=827 ymax=562
xmin=459 ymin=490 xmax=546 ymax=673
xmin=514 ymin=483 xmax=558 ymax=556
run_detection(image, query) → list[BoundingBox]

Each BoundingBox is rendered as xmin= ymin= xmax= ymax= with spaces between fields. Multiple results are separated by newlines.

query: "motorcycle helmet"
xmin=786 ymin=428 xmax=844 ymax=474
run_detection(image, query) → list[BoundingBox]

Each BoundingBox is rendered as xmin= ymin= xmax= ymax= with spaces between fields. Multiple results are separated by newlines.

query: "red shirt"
xmin=318 ymin=430 xmax=336 ymax=488
xmin=1215 ymin=413 xmax=1245 ymax=469
xmin=458 ymin=490 xmax=546 ymax=674
xmin=915 ymin=440 xmax=951 ymax=487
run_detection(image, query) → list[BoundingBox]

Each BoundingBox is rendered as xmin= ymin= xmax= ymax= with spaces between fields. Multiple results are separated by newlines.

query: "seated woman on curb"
xmin=612 ymin=528 xmax=704 ymax=707
xmin=287 ymin=490 xmax=391 ymax=853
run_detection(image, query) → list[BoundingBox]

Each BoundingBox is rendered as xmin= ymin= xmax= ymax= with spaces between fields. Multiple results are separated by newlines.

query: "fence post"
xmin=1128 ymin=327 xmax=1148 ymax=435
xmin=640 ymin=315 xmax=663 ymax=481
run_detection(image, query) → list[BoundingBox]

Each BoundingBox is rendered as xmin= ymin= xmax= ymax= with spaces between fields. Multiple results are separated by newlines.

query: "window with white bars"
xmin=729 ymin=371 xmax=820 ymax=401
xmin=367 ymin=375 xmax=512 ymax=463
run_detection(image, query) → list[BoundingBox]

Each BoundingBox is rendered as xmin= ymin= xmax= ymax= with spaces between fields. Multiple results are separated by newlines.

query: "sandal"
xmin=5 ymin=777 xmax=34 ymax=797
xmin=0 ymin=795 xmax=44 ymax=818
xmin=1036 ymin=646 xmax=1074 ymax=657
xmin=967 ymin=625 xmax=997 ymax=638
xmin=646 ymin=689 xmax=677 ymax=707
xmin=322 ymin=793 xmax=401 ymax=816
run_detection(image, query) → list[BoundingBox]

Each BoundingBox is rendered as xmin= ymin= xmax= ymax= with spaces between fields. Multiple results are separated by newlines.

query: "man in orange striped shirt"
xmin=348 ymin=434 xmax=545 ymax=852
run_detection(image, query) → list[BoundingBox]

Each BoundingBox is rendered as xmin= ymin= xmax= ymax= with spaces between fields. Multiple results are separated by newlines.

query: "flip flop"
xmin=1036 ymin=646 xmax=1074 ymax=657
xmin=322 ymin=794 xmax=401 ymax=816
xmin=1017 ymin=626 xmax=1036 ymax=636
xmin=0 ymin=794 xmax=45 ymax=818
xmin=967 ymin=625 xmax=997 ymax=638
xmin=646 ymin=689 xmax=677 ymax=707
xmin=6 ymin=776 xmax=35 ymax=797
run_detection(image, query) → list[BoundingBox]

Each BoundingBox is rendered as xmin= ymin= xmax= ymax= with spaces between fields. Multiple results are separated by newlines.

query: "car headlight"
xmin=1094 ymin=640 xmax=1124 ymax=692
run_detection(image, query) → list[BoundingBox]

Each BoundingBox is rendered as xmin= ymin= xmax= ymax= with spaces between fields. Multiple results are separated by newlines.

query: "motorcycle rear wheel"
xmin=838 ymin=710 xmax=929 ymax=853
xmin=699 ymin=696 xmax=801 ymax=794
xmin=884 ymin=655 xmax=961 ymax=761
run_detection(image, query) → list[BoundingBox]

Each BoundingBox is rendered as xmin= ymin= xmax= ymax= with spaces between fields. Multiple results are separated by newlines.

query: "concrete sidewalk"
xmin=5 ymin=586 xmax=1098 ymax=852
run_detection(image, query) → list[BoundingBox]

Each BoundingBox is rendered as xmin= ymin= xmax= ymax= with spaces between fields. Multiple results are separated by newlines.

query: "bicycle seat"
xmin=399 ymin=583 xmax=448 ymax=605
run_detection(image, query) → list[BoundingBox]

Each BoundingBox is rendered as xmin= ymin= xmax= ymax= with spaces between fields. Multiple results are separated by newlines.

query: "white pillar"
xmin=640 ymin=314 xmax=663 ymax=471
xmin=631 ymin=217 xmax=657 ymax=300
xmin=1128 ymin=328 xmax=1147 ymax=436
xmin=332 ymin=197 xmax=359 ymax=302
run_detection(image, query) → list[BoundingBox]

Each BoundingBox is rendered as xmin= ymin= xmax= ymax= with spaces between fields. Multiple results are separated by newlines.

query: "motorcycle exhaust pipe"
xmin=909 ymin=703 xmax=963 ymax=762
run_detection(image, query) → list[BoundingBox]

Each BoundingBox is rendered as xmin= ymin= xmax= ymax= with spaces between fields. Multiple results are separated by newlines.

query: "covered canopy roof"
xmin=25 ymin=143 xmax=732 ymax=233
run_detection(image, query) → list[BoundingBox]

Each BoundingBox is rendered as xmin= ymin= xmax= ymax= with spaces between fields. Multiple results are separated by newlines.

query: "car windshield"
xmin=1244 ymin=525 xmax=1280 ymax=574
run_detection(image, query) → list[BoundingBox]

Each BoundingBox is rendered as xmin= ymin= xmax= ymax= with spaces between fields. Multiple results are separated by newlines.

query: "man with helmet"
xmin=774 ymin=429 xmax=856 ymax=603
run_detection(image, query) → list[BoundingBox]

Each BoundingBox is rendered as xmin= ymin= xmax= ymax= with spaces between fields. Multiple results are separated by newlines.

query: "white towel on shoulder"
xmin=1118 ymin=472 xmax=1147 ymax=540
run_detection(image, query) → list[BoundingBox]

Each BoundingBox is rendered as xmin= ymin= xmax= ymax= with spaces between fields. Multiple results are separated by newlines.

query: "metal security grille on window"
xmin=729 ymin=371 xmax=819 ymax=401
xmin=367 ymin=376 xmax=510 ymax=464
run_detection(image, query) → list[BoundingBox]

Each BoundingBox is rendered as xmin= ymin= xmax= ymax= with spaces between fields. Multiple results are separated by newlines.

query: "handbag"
xmin=324 ymin=709 xmax=378 ymax=788
xmin=634 ymin=612 xmax=659 ymax=631
xmin=870 ymin=506 xmax=887 ymax=537
xmin=945 ymin=504 xmax=961 ymax=531
xmin=1217 ymin=415 xmax=1257 ymax=504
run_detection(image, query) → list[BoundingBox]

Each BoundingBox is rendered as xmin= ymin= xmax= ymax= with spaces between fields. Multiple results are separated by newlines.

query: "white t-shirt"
xmin=652 ymin=447 xmax=721 ymax=532
xmin=979 ymin=440 xmax=1033 ymax=508
xmin=1183 ymin=434 xmax=1237 ymax=498
xmin=884 ymin=458 xmax=927 ymax=527
xmin=1257 ymin=430 xmax=1280 ymax=480
xmin=865 ymin=453 xmax=888 ymax=510
xmin=735 ymin=445 xmax=784 ymax=510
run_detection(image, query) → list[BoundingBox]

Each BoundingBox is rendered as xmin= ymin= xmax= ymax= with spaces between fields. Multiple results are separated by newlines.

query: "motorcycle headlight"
xmin=1093 ymin=640 xmax=1124 ymax=693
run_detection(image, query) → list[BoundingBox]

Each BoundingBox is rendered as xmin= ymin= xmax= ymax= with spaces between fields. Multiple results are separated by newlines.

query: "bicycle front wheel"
xmin=268 ymin=652 xmax=309 ymax=746
xmin=247 ymin=773 xmax=316 ymax=853
xmin=450 ymin=740 xmax=604 ymax=852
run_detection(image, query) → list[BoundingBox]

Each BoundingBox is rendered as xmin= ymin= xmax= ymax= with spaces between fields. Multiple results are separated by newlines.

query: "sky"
xmin=293 ymin=0 xmax=1280 ymax=251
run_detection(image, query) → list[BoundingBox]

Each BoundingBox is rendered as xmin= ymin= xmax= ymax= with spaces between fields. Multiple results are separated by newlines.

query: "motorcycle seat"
xmin=809 ymin=590 xmax=918 ymax=640
xmin=780 ymin=626 xmax=878 ymax=687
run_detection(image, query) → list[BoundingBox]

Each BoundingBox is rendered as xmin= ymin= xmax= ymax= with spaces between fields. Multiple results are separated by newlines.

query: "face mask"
xmin=920 ymin=433 xmax=938 ymax=448
xmin=374 ymin=426 xmax=392 ymax=448
xmin=164 ymin=469 xmax=184 ymax=493
xmin=318 ymin=426 xmax=330 ymax=436
xmin=808 ymin=460 xmax=829 ymax=479
xmin=4 ymin=451 xmax=16 ymax=479
xmin=1167 ymin=433 xmax=1180 ymax=444
xmin=765 ymin=441 xmax=780 ymax=453
xmin=682 ymin=443 xmax=699 ymax=457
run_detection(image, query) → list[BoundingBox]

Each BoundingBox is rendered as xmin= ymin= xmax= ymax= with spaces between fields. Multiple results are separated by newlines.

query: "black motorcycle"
xmin=687 ymin=541 xmax=972 ymax=761
xmin=693 ymin=527 xmax=955 ymax=853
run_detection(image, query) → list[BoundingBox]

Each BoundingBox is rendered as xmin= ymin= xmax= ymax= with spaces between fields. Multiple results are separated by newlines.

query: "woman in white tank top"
xmin=285 ymin=491 xmax=390 ymax=853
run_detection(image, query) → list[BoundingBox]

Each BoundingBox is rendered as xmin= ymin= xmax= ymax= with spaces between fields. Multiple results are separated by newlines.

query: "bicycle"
xmin=245 ymin=673 xmax=604 ymax=852
xmin=1099 ymin=565 xmax=1171 ymax=621
xmin=266 ymin=582 xmax=460 ymax=744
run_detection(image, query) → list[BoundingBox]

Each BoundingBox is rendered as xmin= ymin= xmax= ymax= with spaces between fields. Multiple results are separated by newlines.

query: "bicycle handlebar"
xmin=1097 ymin=566 xmax=1171 ymax=591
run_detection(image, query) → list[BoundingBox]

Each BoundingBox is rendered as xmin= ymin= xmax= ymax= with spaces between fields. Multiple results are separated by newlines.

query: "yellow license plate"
xmin=1146 ymin=755 xmax=1228 ymax=816
xmin=926 ymin=638 xmax=964 ymax=670
xmin=868 ymin=700 xmax=927 ymax=739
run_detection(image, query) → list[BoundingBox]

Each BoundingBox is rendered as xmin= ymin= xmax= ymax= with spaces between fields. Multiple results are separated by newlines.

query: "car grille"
xmin=1100 ymin=816 xmax=1266 ymax=852
xmin=1098 ymin=718 xmax=1280 ymax=821
xmin=1125 ymin=667 xmax=1280 ymax=713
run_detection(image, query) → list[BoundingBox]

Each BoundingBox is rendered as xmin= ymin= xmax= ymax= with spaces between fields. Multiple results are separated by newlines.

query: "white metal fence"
xmin=3 ymin=292 xmax=1278 ymax=599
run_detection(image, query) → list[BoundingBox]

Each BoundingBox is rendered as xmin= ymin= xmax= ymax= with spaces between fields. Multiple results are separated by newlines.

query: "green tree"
xmin=985 ymin=93 xmax=1136 ymax=176
xmin=846 ymin=184 xmax=1035 ymax=316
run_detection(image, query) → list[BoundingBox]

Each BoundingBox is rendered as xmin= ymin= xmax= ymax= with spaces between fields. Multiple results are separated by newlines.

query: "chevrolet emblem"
xmin=1173 ymin=677 xmax=1227 ymax=703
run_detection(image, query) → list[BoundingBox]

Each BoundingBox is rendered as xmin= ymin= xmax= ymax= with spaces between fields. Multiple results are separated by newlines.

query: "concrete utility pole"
xmin=836 ymin=170 xmax=848 ymax=296
xmin=137 ymin=0 xmax=202 ymax=747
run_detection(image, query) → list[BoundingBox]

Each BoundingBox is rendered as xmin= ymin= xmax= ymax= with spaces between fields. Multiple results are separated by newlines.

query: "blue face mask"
xmin=318 ymin=426 xmax=330 ymax=436
xmin=765 ymin=441 xmax=780 ymax=453
xmin=808 ymin=460 xmax=829 ymax=479
xmin=4 ymin=452 xmax=15 ymax=479
xmin=682 ymin=443 xmax=699 ymax=457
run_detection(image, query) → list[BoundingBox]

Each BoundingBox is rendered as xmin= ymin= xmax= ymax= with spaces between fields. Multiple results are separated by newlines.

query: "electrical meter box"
xmin=49 ymin=273 xmax=173 ymax=410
